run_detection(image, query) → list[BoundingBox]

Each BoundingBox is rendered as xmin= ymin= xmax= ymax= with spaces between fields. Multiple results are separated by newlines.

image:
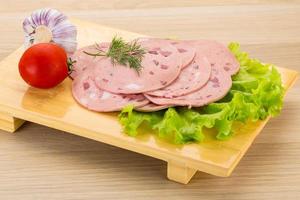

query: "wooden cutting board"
xmin=0 ymin=18 xmax=298 ymax=184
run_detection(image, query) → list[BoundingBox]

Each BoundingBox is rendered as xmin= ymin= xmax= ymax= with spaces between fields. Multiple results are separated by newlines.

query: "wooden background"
xmin=0 ymin=1 xmax=300 ymax=199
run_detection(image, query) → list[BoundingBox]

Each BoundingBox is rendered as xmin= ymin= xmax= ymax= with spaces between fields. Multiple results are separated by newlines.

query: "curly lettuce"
xmin=118 ymin=42 xmax=284 ymax=144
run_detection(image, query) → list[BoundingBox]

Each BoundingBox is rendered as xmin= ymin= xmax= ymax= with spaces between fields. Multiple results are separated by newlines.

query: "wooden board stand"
xmin=0 ymin=111 xmax=25 ymax=133
xmin=0 ymin=19 xmax=298 ymax=184
xmin=167 ymin=161 xmax=197 ymax=184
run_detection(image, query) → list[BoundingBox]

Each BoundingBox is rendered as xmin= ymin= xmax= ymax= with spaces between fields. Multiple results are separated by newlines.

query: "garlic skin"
xmin=23 ymin=8 xmax=77 ymax=54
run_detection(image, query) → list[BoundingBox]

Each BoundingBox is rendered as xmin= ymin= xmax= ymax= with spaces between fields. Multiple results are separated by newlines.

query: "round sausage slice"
xmin=69 ymin=43 xmax=109 ymax=79
xmin=72 ymin=71 xmax=149 ymax=112
xmin=189 ymin=40 xmax=240 ymax=75
xmin=144 ymin=66 xmax=232 ymax=107
xmin=139 ymin=38 xmax=196 ymax=69
xmin=135 ymin=103 xmax=172 ymax=112
xmin=169 ymin=40 xmax=196 ymax=69
xmin=145 ymin=53 xmax=211 ymax=98
xmin=94 ymin=39 xmax=182 ymax=94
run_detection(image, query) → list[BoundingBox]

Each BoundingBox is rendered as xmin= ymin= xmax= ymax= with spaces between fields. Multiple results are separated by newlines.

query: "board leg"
xmin=167 ymin=161 xmax=197 ymax=184
xmin=0 ymin=111 xmax=25 ymax=133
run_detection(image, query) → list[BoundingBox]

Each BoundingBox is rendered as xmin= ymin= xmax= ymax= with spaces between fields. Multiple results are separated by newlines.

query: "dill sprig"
xmin=84 ymin=36 xmax=146 ymax=72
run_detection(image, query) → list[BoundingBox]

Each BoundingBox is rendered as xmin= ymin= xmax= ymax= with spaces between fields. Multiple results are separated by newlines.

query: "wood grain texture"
xmin=0 ymin=0 xmax=300 ymax=199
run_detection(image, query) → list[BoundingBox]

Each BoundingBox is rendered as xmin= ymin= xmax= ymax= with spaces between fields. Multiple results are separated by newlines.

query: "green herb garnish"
xmin=84 ymin=36 xmax=146 ymax=72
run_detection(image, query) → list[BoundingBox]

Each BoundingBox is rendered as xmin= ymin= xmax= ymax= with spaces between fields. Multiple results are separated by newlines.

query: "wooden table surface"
xmin=0 ymin=1 xmax=300 ymax=199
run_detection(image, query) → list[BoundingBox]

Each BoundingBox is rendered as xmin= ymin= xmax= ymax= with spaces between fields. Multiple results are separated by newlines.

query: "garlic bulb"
xmin=23 ymin=8 xmax=77 ymax=54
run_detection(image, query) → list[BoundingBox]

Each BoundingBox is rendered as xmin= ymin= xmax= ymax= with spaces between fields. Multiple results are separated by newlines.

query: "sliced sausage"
xmin=72 ymin=70 xmax=149 ymax=112
xmin=93 ymin=39 xmax=182 ymax=94
xmin=135 ymin=103 xmax=172 ymax=112
xmin=144 ymin=66 xmax=232 ymax=107
xmin=145 ymin=52 xmax=211 ymax=98
xmin=69 ymin=43 xmax=109 ymax=79
xmin=140 ymin=38 xmax=196 ymax=69
xmin=189 ymin=40 xmax=240 ymax=75
xmin=169 ymin=40 xmax=196 ymax=69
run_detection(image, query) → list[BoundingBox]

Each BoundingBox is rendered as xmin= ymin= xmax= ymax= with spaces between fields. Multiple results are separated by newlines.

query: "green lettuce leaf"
xmin=118 ymin=42 xmax=284 ymax=144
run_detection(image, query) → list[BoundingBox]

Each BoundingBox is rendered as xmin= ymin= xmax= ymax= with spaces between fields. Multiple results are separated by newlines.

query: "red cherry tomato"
xmin=18 ymin=43 xmax=69 ymax=89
